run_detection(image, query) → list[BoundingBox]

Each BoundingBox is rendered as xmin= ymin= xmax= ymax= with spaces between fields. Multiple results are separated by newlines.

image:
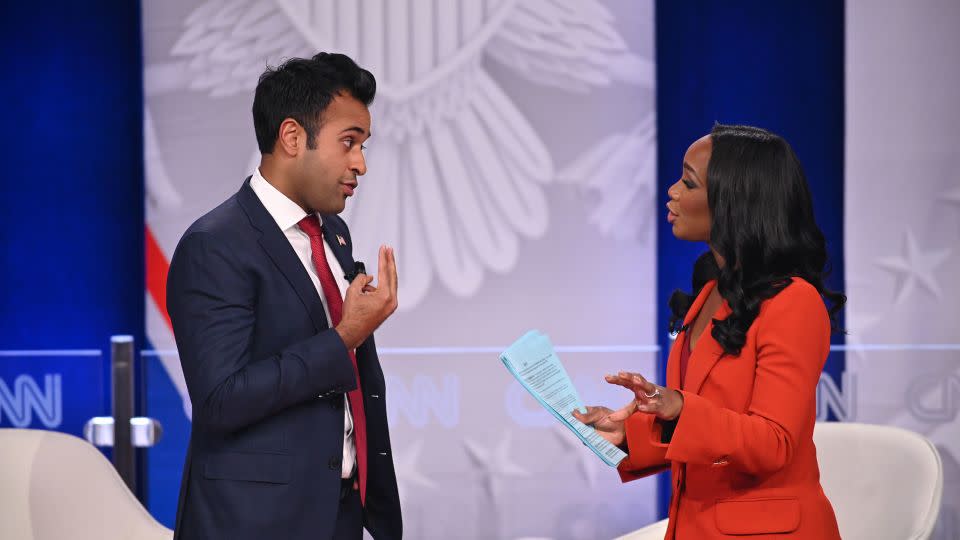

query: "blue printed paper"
xmin=500 ymin=330 xmax=627 ymax=467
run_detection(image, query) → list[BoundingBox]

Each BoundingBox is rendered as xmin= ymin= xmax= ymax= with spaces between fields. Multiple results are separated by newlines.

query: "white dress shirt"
xmin=250 ymin=169 xmax=356 ymax=479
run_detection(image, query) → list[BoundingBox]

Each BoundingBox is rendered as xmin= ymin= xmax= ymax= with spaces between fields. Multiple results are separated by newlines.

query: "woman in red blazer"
xmin=575 ymin=124 xmax=844 ymax=539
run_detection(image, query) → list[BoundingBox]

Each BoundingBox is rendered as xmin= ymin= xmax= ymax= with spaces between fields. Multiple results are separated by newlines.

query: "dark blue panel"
xmin=655 ymin=0 xmax=845 ymax=518
xmin=0 ymin=0 xmax=147 ymax=504
xmin=0 ymin=1 xmax=145 ymax=351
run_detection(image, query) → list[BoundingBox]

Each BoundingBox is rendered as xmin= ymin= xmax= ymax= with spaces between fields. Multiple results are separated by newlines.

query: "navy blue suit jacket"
xmin=167 ymin=179 xmax=402 ymax=539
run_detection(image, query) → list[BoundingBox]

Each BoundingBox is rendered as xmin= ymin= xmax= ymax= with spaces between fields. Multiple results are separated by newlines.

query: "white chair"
xmin=815 ymin=422 xmax=942 ymax=540
xmin=614 ymin=422 xmax=943 ymax=540
xmin=0 ymin=428 xmax=173 ymax=540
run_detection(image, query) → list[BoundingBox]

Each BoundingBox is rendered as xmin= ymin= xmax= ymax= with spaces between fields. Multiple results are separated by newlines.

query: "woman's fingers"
xmin=606 ymin=401 xmax=636 ymax=423
xmin=635 ymin=388 xmax=684 ymax=421
xmin=605 ymin=371 xmax=658 ymax=396
xmin=571 ymin=405 xmax=611 ymax=426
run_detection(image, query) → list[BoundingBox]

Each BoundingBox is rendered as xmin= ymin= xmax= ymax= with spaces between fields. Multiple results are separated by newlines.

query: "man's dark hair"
xmin=252 ymin=52 xmax=376 ymax=154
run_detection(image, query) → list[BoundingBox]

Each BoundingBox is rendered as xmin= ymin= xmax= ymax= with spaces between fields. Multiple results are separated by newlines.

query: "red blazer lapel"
xmin=666 ymin=280 xmax=734 ymax=394
xmin=683 ymin=280 xmax=735 ymax=394
xmin=666 ymin=281 xmax=714 ymax=389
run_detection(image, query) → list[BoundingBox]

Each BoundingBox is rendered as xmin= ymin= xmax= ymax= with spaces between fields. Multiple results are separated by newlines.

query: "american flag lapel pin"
xmin=336 ymin=234 xmax=347 ymax=246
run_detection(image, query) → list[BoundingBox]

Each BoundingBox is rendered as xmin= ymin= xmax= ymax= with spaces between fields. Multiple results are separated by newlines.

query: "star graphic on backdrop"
xmin=875 ymin=231 xmax=951 ymax=305
xmin=463 ymin=432 xmax=530 ymax=501
xmin=393 ymin=439 xmax=437 ymax=507
xmin=553 ymin=426 xmax=602 ymax=487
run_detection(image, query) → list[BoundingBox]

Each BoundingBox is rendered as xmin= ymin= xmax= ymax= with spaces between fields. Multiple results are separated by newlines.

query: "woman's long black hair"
xmin=668 ymin=124 xmax=845 ymax=357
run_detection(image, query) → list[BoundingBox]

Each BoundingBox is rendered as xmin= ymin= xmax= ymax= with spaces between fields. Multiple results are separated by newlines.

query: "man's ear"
xmin=276 ymin=118 xmax=303 ymax=156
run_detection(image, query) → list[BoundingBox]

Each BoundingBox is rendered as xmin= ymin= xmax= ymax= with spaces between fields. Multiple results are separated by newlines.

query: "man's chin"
xmin=309 ymin=198 xmax=347 ymax=215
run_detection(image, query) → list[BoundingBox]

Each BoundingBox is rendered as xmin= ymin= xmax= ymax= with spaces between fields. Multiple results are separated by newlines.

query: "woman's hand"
xmin=572 ymin=372 xmax=684 ymax=448
xmin=572 ymin=402 xmax=635 ymax=447
xmin=606 ymin=371 xmax=684 ymax=421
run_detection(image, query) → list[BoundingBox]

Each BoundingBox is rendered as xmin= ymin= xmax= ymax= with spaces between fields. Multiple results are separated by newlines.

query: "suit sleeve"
xmin=617 ymin=412 xmax=671 ymax=482
xmin=167 ymin=231 xmax=357 ymax=434
xmin=663 ymin=282 xmax=830 ymax=474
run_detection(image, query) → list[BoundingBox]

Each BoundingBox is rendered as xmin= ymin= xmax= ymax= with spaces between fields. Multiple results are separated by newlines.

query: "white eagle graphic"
xmin=145 ymin=0 xmax=655 ymax=417
xmin=146 ymin=0 xmax=654 ymax=307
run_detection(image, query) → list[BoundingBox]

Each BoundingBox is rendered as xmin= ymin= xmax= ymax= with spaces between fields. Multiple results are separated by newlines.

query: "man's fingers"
xmin=373 ymin=245 xmax=399 ymax=300
xmin=377 ymin=245 xmax=389 ymax=288
xmin=385 ymin=246 xmax=398 ymax=296
xmin=391 ymin=247 xmax=399 ymax=294
xmin=347 ymin=273 xmax=373 ymax=296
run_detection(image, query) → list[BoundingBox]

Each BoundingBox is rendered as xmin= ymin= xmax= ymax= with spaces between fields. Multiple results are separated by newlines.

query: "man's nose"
xmin=352 ymin=149 xmax=367 ymax=176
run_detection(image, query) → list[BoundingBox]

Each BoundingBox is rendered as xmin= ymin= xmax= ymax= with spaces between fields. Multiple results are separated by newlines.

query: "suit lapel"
xmin=320 ymin=216 xmax=370 ymax=373
xmin=681 ymin=280 xmax=732 ymax=394
xmin=237 ymin=179 xmax=330 ymax=332
xmin=321 ymin=215 xmax=356 ymax=282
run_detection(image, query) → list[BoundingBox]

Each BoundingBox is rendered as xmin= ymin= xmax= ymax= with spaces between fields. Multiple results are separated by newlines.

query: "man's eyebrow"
xmin=340 ymin=126 xmax=368 ymax=136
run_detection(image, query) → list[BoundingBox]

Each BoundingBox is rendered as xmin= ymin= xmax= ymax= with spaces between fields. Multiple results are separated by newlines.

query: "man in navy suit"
xmin=167 ymin=52 xmax=401 ymax=540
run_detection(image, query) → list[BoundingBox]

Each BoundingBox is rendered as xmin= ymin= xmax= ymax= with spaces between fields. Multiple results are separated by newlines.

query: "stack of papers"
xmin=500 ymin=330 xmax=627 ymax=467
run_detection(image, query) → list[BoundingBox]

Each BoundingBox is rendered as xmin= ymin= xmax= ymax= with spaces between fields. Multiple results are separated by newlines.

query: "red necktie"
xmin=297 ymin=215 xmax=368 ymax=505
